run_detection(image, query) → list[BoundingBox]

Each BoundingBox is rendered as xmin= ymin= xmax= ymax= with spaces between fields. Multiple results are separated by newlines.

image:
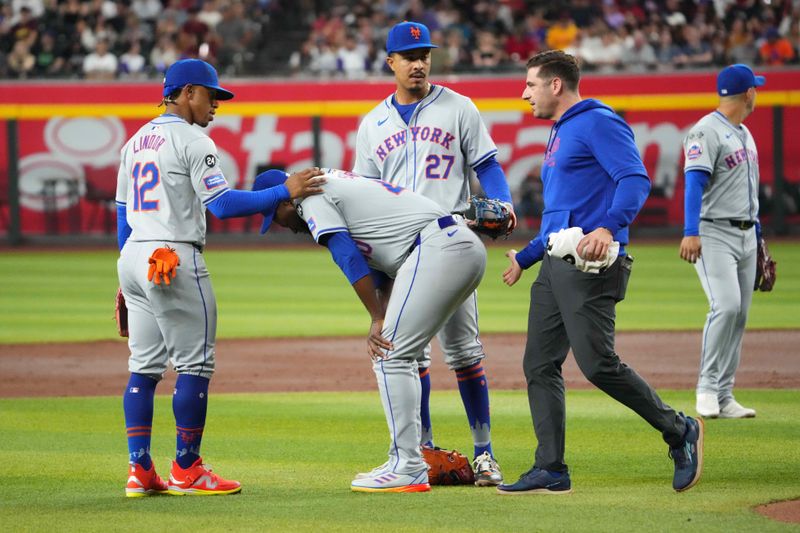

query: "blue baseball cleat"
xmin=496 ymin=467 xmax=572 ymax=495
xmin=670 ymin=414 xmax=705 ymax=492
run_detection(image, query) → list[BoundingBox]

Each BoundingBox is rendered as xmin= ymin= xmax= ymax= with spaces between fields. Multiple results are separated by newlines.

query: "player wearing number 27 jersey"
xmin=353 ymin=21 xmax=514 ymax=486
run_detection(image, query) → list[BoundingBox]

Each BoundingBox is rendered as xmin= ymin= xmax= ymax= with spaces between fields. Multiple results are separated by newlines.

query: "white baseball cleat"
xmin=696 ymin=393 xmax=720 ymax=418
xmin=718 ymin=400 xmax=756 ymax=418
xmin=472 ymin=452 xmax=503 ymax=486
xmin=351 ymin=470 xmax=430 ymax=493
xmin=354 ymin=461 xmax=391 ymax=480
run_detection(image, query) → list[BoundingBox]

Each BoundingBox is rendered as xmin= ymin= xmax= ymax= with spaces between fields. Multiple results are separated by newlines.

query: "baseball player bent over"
xmin=680 ymin=64 xmax=765 ymax=419
xmin=353 ymin=21 xmax=515 ymax=485
xmin=499 ymin=51 xmax=703 ymax=494
xmin=116 ymin=59 xmax=324 ymax=497
xmin=254 ymin=168 xmax=487 ymax=493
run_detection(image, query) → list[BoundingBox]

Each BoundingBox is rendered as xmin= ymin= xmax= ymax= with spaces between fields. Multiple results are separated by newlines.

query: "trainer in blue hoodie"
xmin=497 ymin=51 xmax=705 ymax=496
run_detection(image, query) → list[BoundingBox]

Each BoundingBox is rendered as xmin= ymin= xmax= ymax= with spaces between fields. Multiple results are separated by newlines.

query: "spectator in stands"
xmin=505 ymin=21 xmax=538 ymax=65
xmin=7 ymin=38 xmax=35 ymax=77
xmin=217 ymin=2 xmax=255 ymax=74
xmin=9 ymin=6 xmax=38 ymax=47
xmin=198 ymin=0 xmax=222 ymax=30
xmin=759 ymin=26 xmax=795 ymax=65
xmin=33 ymin=30 xmax=66 ymax=76
xmin=150 ymin=33 xmax=179 ymax=74
xmin=472 ymin=29 xmax=504 ymax=70
xmin=727 ymin=17 xmax=758 ymax=65
xmin=673 ymin=25 xmax=713 ymax=68
xmin=337 ymin=33 xmax=367 ymax=79
xmin=131 ymin=0 xmax=161 ymax=22
xmin=312 ymin=43 xmax=338 ymax=78
xmin=119 ymin=40 xmax=146 ymax=78
xmin=83 ymin=37 xmax=117 ymax=79
xmin=622 ymin=28 xmax=657 ymax=72
xmin=442 ymin=27 xmax=471 ymax=72
xmin=546 ymin=11 xmax=579 ymax=51
xmin=656 ymin=26 xmax=680 ymax=67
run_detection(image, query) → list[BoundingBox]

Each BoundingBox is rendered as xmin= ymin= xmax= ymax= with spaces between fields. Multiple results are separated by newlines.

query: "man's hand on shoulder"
xmin=285 ymin=167 xmax=326 ymax=199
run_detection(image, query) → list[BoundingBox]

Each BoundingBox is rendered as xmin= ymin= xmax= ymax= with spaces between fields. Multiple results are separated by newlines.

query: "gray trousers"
xmin=523 ymin=254 xmax=686 ymax=473
xmin=694 ymin=220 xmax=757 ymax=404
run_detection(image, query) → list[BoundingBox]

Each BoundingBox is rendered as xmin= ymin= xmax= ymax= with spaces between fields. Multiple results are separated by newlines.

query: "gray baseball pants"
xmin=694 ymin=220 xmax=757 ymax=404
xmin=523 ymin=254 xmax=686 ymax=473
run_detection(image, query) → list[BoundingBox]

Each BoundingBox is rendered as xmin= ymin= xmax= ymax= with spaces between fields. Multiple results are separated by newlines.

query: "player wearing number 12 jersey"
xmin=115 ymin=59 xmax=323 ymax=497
xmin=353 ymin=21 xmax=514 ymax=485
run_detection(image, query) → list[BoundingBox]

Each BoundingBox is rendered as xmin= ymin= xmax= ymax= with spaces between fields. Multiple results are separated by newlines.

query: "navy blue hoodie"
xmin=516 ymin=99 xmax=651 ymax=268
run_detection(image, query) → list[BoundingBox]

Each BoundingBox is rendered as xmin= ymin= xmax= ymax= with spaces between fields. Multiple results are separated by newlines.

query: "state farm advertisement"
xmin=1 ymin=72 xmax=797 ymax=235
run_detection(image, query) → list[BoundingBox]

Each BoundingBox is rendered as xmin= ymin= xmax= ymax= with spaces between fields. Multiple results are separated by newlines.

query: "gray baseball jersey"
xmin=682 ymin=110 xmax=759 ymax=406
xmin=116 ymin=113 xmax=229 ymax=380
xmin=297 ymin=169 xmax=487 ymax=476
xmin=298 ymin=169 xmax=449 ymax=276
xmin=116 ymin=113 xmax=231 ymax=247
xmin=683 ymin=110 xmax=759 ymax=221
xmin=353 ymin=85 xmax=497 ymax=214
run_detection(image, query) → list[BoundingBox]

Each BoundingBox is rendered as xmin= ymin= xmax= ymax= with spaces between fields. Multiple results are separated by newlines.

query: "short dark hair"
xmin=526 ymin=50 xmax=580 ymax=92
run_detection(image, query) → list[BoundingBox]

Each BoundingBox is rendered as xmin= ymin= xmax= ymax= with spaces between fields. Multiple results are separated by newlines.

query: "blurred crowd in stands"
xmin=1 ymin=0 xmax=799 ymax=80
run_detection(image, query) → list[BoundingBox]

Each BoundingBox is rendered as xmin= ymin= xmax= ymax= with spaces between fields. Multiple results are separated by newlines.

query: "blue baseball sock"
xmin=455 ymin=362 xmax=493 ymax=458
xmin=419 ymin=367 xmax=433 ymax=448
xmin=173 ymin=374 xmax=209 ymax=469
xmin=123 ymin=373 xmax=158 ymax=469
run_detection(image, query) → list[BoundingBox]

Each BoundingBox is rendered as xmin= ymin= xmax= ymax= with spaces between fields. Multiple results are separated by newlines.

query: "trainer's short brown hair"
xmin=526 ymin=51 xmax=580 ymax=92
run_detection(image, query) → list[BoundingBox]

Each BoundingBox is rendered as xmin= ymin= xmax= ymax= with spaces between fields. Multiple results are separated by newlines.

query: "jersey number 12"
xmin=132 ymin=162 xmax=160 ymax=211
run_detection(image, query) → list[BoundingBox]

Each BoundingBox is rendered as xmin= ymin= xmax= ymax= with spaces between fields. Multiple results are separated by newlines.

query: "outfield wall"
xmin=1 ymin=70 xmax=799 ymax=238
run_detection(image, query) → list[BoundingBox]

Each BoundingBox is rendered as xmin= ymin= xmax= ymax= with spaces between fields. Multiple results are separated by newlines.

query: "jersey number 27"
xmin=132 ymin=162 xmax=160 ymax=211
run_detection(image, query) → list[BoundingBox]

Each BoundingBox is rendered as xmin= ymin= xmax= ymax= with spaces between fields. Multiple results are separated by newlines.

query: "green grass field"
xmin=0 ymin=242 xmax=797 ymax=343
xmin=1 ymin=390 xmax=799 ymax=532
xmin=1 ymin=242 xmax=798 ymax=531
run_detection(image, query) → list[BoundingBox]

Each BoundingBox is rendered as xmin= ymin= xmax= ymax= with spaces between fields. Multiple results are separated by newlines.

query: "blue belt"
xmin=700 ymin=218 xmax=755 ymax=230
xmin=410 ymin=215 xmax=457 ymax=252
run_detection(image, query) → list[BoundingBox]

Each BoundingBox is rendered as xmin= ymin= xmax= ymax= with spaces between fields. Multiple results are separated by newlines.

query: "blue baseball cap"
xmin=386 ymin=21 xmax=438 ymax=55
xmin=252 ymin=169 xmax=289 ymax=234
xmin=717 ymin=64 xmax=765 ymax=96
xmin=163 ymin=59 xmax=234 ymax=100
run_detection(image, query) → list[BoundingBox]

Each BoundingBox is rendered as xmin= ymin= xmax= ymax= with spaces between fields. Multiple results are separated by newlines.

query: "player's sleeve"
xmin=297 ymin=194 xmax=348 ymax=243
xmin=586 ymin=114 xmax=651 ymax=232
xmin=115 ymin=155 xmax=132 ymax=251
xmin=352 ymin=121 xmax=381 ymax=179
xmin=460 ymin=98 xmax=498 ymax=168
xmin=474 ymin=157 xmax=513 ymax=204
xmin=683 ymin=169 xmax=711 ymax=237
xmin=514 ymin=234 xmax=546 ymax=269
xmin=206 ymin=186 xmax=290 ymax=219
xmin=319 ymin=231 xmax=371 ymax=284
xmin=185 ymin=136 xmax=231 ymax=205
xmin=683 ymin=125 xmax=715 ymax=173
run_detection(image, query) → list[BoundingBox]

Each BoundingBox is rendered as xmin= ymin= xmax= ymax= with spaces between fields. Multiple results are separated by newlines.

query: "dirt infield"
xmin=1 ymin=330 xmax=797 ymax=398
xmin=2 ymin=329 xmax=798 ymax=522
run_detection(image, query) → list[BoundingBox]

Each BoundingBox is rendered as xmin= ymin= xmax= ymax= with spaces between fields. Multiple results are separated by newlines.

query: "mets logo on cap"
xmin=386 ymin=21 xmax=438 ymax=54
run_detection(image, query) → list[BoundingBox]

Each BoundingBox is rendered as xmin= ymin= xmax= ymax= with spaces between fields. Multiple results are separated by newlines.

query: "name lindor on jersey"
xmin=133 ymin=134 xmax=167 ymax=154
xmin=376 ymin=126 xmax=456 ymax=162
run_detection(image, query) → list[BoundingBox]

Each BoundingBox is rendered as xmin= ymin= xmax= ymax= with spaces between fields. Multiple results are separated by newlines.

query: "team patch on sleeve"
xmin=203 ymin=174 xmax=228 ymax=190
xmin=686 ymin=143 xmax=703 ymax=160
